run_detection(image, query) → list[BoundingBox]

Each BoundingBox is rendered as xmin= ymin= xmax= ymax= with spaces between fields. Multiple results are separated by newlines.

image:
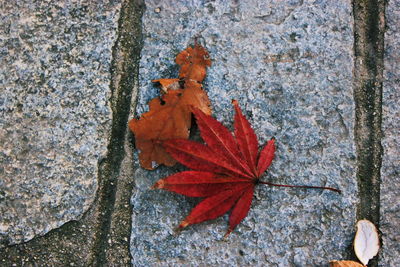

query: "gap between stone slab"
xmin=352 ymin=0 xmax=385 ymax=266
xmin=88 ymin=0 xmax=144 ymax=263
xmin=82 ymin=0 xmax=145 ymax=265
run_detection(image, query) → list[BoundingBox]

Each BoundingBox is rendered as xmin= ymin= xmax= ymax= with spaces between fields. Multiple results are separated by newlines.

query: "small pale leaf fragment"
xmin=353 ymin=219 xmax=380 ymax=266
xmin=329 ymin=260 xmax=365 ymax=267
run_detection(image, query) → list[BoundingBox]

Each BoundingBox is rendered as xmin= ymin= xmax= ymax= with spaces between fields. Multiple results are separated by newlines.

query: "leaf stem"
xmin=259 ymin=181 xmax=341 ymax=193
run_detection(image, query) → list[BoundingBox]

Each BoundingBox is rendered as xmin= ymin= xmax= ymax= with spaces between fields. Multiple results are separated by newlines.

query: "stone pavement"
xmin=0 ymin=0 xmax=398 ymax=266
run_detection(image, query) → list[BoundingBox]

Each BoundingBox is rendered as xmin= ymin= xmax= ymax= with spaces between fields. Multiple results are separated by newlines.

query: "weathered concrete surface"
xmin=0 ymin=0 xmax=394 ymax=265
xmin=0 ymin=0 xmax=144 ymax=265
xmin=381 ymin=0 xmax=400 ymax=265
xmin=0 ymin=1 xmax=120 ymax=246
xmin=131 ymin=1 xmax=357 ymax=266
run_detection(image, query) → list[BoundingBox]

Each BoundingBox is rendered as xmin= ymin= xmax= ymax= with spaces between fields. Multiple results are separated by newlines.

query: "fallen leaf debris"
xmin=129 ymin=43 xmax=212 ymax=169
xmin=152 ymin=101 xmax=340 ymax=236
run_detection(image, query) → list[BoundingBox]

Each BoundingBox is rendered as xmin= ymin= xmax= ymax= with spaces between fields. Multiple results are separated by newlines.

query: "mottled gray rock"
xmin=0 ymin=1 xmax=120 ymax=246
xmin=380 ymin=0 xmax=400 ymax=265
xmin=131 ymin=0 xmax=357 ymax=266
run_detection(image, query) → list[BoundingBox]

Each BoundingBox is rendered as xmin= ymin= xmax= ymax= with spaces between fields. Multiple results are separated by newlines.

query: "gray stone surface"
xmin=131 ymin=1 xmax=357 ymax=266
xmin=381 ymin=0 xmax=400 ymax=265
xmin=0 ymin=1 xmax=120 ymax=246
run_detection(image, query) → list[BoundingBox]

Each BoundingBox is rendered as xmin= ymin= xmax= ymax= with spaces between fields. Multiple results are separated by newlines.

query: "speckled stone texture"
xmin=131 ymin=1 xmax=357 ymax=266
xmin=380 ymin=0 xmax=400 ymax=265
xmin=0 ymin=1 xmax=120 ymax=246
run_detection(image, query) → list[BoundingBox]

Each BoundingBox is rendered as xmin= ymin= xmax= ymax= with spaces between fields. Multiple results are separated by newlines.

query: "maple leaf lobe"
xmin=232 ymin=99 xmax=259 ymax=176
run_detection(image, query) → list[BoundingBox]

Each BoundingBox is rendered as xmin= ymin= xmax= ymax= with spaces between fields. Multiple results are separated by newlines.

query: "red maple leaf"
xmin=152 ymin=100 xmax=340 ymax=236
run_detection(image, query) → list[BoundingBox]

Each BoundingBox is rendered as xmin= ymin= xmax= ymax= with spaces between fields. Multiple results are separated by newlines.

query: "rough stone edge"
xmin=380 ymin=0 xmax=400 ymax=265
xmin=0 ymin=0 xmax=144 ymax=265
xmin=89 ymin=0 xmax=144 ymax=264
xmin=352 ymin=0 xmax=385 ymax=266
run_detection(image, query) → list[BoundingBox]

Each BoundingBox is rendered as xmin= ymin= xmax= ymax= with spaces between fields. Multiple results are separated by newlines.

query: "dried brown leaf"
xmin=129 ymin=44 xmax=211 ymax=169
xmin=329 ymin=260 xmax=365 ymax=267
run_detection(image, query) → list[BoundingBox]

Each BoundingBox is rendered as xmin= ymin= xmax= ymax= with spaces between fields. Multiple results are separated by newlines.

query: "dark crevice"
xmin=89 ymin=0 xmax=144 ymax=265
xmin=352 ymin=0 xmax=385 ymax=266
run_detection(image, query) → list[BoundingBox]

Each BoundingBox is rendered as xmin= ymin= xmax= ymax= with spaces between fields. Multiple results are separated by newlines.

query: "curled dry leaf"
xmin=329 ymin=260 xmax=365 ymax=267
xmin=129 ymin=43 xmax=212 ymax=169
xmin=151 ymin=78 xmax=181 ymax=93
xmin=354 ymin=219 xmax=380 ymax=265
